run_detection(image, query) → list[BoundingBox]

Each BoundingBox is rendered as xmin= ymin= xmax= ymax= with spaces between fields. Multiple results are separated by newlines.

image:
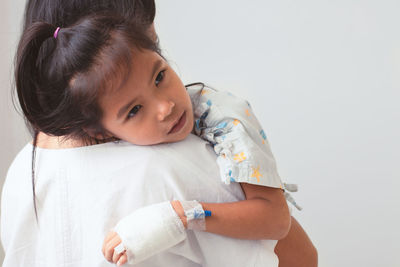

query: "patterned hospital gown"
xmin=187 ymin=83 xmax=301 ymax=210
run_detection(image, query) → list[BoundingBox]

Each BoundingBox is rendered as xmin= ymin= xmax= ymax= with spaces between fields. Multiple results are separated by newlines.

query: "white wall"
xmin=154 ymin=1 xmax=400 ymax=266
xmin=1 ymin=0 xmax=399 ymax=266
xmin=0 ymin=0 xmax=30 ymax=262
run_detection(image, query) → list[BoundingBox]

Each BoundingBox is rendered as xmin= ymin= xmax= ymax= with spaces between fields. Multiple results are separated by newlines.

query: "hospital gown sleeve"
xmin=187 ymin=83 xmax=301 ymax=210
xmin=187 ymin=84 xmax=283 ymax=188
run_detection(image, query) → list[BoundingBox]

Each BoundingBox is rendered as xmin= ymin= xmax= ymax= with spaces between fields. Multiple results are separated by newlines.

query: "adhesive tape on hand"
xmin=181 ymin=200 xmax=206 ymax=231
xmin=114 ymin=243 xmax=125 ymax=255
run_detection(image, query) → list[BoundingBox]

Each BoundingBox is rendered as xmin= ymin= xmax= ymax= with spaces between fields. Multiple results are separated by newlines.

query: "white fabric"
xmin=1 ymin=134 xmax=278 ymax=267
xmin=113 ymin=201 xmax=186 ymax=264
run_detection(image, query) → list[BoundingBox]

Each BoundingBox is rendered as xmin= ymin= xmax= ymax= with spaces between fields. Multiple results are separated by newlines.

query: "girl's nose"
xmin=157 ymin=100 xmax=175 ymax=121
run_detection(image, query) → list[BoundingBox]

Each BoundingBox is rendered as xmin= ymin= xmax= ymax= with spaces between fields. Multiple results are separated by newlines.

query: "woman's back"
xmin=1 ymin=135 xmax=279 ymax=267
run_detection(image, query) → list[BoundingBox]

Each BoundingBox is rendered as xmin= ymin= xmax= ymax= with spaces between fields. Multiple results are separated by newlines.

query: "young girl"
xmin=103 ymin=80 xmax=302 ymax=265
xmin=10 ymin=1 xmax=316 ymax=266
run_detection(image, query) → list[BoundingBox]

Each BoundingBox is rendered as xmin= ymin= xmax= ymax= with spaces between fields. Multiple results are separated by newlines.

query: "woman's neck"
xmin=35 ymin=132 xmax=88 ymax=149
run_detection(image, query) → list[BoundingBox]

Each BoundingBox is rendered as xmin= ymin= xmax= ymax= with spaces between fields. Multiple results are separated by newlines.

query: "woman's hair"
xmin=15 ymin=1 xmax=158 ymax=222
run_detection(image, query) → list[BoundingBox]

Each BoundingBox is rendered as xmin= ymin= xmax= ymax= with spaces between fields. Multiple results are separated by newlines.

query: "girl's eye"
xmin=155 ymin=70 xmax=165 ymax=86
xmin=127 ymin=105 xmax=142 ymax=119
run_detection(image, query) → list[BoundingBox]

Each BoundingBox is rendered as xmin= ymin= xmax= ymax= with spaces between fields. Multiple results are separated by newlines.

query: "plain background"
xmin=1 ymin=0 xmax=399 ymax=266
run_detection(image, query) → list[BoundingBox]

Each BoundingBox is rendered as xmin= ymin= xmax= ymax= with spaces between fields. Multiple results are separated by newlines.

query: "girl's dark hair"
xmin=16 ymin=2 xmax=158 ymax=223
xmin=17 ymin=15 xmax=160 ymax=138
xmin=19 ymin=0 xmax=157 ymax=135
xmin=23 ymin=0 xmax=156 ymax=30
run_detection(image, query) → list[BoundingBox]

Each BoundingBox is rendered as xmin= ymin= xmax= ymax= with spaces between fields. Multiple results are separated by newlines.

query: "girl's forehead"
xmin=99 ymin=49 xmax=165 ymax=108
xmin=131 ymin=48 xmax=164 ymax=69
xmin=101 ymin=49 xmax=163 ymax=95
xmin=125 ymin=49 xmax=165 ymax=86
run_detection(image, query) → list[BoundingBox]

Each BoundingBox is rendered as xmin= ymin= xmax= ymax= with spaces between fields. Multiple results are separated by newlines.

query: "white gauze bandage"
xmin=113 ymin=201 xmax=186 ymax=265
xmin=181 ymin=200 xmax=207 ymax=231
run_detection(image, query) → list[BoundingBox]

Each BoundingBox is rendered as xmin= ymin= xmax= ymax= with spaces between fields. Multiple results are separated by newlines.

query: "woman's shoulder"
xmin=3 ymin=136 xmax=214 ymax=191
xmin=2 ymin=143 xmax=33 ymax=206
xmin=5 ymin=143 xmax=32 ymax=178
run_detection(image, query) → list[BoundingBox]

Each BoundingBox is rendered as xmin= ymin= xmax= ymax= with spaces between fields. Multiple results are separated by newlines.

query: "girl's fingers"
xmin=102 ymin=231 xmax=117 ymax=255
xmin=112 ymin=246 xmax=126 ymax=264
xmin=117 ymin=253 xmax=128 ymax=266
xmin=104 ymin=235 xmax=123 ymax=262
xmin=105 ymin=231 xmax=117 ymax=242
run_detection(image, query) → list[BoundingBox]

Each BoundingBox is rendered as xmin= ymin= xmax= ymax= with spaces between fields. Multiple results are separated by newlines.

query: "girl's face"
xmin=99 ymin=49 xmax=194 ymax=145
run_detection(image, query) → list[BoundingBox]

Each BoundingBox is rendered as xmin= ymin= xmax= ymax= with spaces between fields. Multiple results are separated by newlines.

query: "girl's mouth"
xmin=168 ymin=111 xmax=186 ymax=134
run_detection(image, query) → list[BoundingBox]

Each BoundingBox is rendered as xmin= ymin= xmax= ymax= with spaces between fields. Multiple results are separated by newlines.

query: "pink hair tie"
xmin=53 ymin=27 xmax=61 ymax=39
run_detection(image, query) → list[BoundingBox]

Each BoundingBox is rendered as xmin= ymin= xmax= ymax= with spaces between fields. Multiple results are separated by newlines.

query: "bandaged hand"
xmin=102 ymin=201 xmax=187 ymax=265
xmin=102 ymin=200 xmax=209 ymax=265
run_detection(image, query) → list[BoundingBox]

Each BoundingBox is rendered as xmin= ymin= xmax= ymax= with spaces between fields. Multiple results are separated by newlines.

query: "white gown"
xmin=1 ymin=134 xmax=278 ymax=267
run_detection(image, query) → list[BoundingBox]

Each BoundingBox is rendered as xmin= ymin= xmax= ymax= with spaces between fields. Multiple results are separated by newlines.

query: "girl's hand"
xmin=104 ymin=202 xmax=187 ymax=265
xmin=102 ymin=231 xmax=128 ymax=266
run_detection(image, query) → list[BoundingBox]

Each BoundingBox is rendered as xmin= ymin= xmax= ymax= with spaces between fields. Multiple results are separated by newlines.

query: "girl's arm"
xmin=171 ymin=183 xmax=291 ymax=240
xmin=103 ymin=185 xmax=291 ymax=265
